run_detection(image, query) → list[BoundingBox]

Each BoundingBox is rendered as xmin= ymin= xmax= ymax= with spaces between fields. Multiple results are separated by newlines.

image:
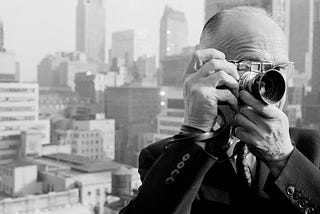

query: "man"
xmin=120 ymin=6 xmax=320 ymax=214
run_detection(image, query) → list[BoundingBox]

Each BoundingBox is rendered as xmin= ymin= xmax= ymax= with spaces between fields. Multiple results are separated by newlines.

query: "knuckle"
xmin=209 ymin=59 xmax=220 ymax=69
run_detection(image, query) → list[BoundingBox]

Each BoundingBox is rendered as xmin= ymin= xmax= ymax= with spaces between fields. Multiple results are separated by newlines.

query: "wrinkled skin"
xmin=183 ymin=12 xmax=294 ymax=176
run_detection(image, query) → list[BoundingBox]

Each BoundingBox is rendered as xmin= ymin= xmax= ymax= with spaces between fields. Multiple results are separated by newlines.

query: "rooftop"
xmin=40 ymin=153 xmax=123 ymax=173
xmin=1 ymin=160 xmax=35 ymax=169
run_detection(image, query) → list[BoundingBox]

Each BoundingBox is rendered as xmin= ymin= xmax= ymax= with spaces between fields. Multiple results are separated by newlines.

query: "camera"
xmin=229 ymin=60 xmax=286 ymax=105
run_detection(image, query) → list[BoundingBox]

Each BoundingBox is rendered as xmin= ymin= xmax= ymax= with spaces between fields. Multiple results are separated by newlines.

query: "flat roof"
xmin=1 ymin=161 xmax=35 ymax=169
xmin=41 ymin=153 xmax=123 ymax=173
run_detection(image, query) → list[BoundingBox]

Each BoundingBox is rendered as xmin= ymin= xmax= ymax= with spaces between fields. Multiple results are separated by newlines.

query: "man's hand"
xmin=234 ymin=90 xmax=294 ymax=176
xmin=183 ymin=49 xmax=239 ymax=132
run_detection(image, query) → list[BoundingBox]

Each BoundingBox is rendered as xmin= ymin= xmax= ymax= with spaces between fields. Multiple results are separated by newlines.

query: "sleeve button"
xmin=293 ymin=192 xmax=302 ymax=200
xmin=286 ymin=185 xmax=295 ymax=196
xmin=304 ymin=207 xmax=314 ymax=214
xmin=165 ymin=177 xmax=174 ymax=185
xmin=298 ymin=199 xmax=308 ymax=209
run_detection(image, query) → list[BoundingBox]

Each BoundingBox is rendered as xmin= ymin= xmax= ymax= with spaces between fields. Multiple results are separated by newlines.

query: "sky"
xmin=0 ymin=0 xmax=204 ymax=82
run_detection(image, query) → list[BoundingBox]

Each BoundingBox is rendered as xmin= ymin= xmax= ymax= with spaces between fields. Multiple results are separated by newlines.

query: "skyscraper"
xmin=312 ymin=0 xmax=320 ymax=93
xmin=111 ymin=29 xmax=151 ymax=66
xmin=0 ymin=17 xmax=4 ymax=52
xmin=0 ymin=17 xmax=20 ymax=82
xmin=204 ymin=0 xmax=290 ymax=37
xmin=159 ymin=6 xmax=188 ymax=61
xmin=289 ymin=0 xmax=314 ymax=82
xmin=76 ymin=0 xmax=106 ymax=63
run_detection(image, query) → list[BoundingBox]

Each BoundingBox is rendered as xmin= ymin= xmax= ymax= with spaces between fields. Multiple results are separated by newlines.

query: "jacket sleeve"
xmin=119 ymin=140 xmax=217 ymax=214
xmin=264 ymin=137 xmax=320 ymax=213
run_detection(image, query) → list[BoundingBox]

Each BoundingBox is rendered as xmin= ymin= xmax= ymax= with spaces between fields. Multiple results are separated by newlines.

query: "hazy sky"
xmin=0 ymin=0 xmax=204 ymax=82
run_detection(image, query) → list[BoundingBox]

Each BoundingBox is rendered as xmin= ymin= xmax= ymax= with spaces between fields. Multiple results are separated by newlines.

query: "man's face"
xmin=212 ymin=11 xmax=289 ymax=125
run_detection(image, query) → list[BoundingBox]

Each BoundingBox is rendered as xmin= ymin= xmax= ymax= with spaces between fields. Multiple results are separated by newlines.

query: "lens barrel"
xmin=239 ymin=69 xmax=286 ymax=104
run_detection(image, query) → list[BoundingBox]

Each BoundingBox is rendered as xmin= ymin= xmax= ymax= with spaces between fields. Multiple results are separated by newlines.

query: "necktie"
xmin=235 ymin=142 xmax=252 ymax=187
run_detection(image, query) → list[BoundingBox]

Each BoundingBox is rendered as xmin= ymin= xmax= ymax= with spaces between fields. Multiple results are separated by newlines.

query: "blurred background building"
xmin=76 ymin=0 xmax=106 ymax=63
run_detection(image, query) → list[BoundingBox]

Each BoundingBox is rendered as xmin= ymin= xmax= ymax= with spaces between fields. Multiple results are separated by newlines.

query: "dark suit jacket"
xmin=120 ymin=128 xmax=320 ymax=214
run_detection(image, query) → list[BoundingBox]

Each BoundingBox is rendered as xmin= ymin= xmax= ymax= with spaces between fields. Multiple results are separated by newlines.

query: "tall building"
xmin=0 ymin=18 xmax=19 ymax=82
xmin=153 ymin=87 xmax=184 ymax=142
xmin=76 ymin=0 xmax=106 ymax=63
xmin=0 ymin=17 xmax=4 ymax=52
xmin=160 ymin=47 xmax=194 ymax=87
xmin=0 ymin=83 xmax=50 ymax=164
xmin=105 ymin=86 xmax=161 ymax=166
xmin=311 ymin=0 xmax=320 ymax=93
xmin=111 ymin=29 xmax=151 ymax=66
xmin=159 ymin=6 xmax=188 ymax=60
xmin=289 ymin=0 xmax=314 ymax=85
xmin=204 ymin=0 xmax=290 ymax=37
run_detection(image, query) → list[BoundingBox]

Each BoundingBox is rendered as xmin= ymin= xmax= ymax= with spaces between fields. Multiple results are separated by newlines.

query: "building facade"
xmin=111 ymin=29 xmax=151 ymax=66
xmin=37 ymin=51 xmax=97 ymax=90
xmin=0 ymin=161 xmax=42 ymax=197
xmin=75 ymin=71 xmax=125 ymax=112
xmin=76 ymin=0 xmax=106 ymax=63
xmin=0 ymin=83 xmax=50 ymax=164
xmin=153 ymin=87 xmax=184 ymax=142
xmin=311 ymin=0 xmax=320 ymax=93
xmin=73 ymin=114 xmax=115 ymax=159
xmin=159 ymin=6 xmax=188 ymax=61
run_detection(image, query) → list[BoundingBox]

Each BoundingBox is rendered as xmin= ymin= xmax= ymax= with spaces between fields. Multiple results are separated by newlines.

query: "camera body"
xmin=229 ymin=60 xmax=286 ymax=105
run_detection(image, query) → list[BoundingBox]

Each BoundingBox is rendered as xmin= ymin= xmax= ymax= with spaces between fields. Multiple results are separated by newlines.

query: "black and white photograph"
xmin=0 ymin=0 xmax=319 ymax=213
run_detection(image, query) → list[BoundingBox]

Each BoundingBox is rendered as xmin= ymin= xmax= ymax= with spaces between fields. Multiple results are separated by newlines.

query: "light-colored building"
xmin=76 ymin=0 xmax=106 ymax=63
xmin=0 ymin=17 xmax=19 ymax=82
xmin=111 ymin=29 xmax=152 ymax=66
xmin=0 ymin=83 xmax=50 ymax=163
xmin=0 ymin=161 xmax=42 ymax=197
xmin=154 ymin=86 xmax=184 ymax=142
xmin=27 ymin=153 xmax=140 ymax=214
xmin=0 ymin=17 xmax=3 ymax=52
xmin=55 ymin=129 xmax=106 ymax=159
xmin=159 ymin=6 xmax=188 ymax=60
xmin=73 ymin=114 xmax=115 ymax=159
xmin=312 ymin=0 xmax=320 ymax=93
xmin=37 ymin=51 xmax=98 ymax=90
xmin=0 ymin=51 xmax=19 ymax=82
xmin=289 ymin=0 xmax=314 ymax=87
xmin=0 ymin=189 xmax=91 ymax=214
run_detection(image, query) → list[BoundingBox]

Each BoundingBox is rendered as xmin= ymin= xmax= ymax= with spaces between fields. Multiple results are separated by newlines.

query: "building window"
xmin=87 ymin=191 xmax=91 ymax=196
xmin=96 ymin=189 xmax=100 ymax=196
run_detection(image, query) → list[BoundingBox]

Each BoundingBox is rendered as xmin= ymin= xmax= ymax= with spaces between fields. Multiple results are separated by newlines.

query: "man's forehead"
xmin=217 ymin=11 xmax=288 ymax=62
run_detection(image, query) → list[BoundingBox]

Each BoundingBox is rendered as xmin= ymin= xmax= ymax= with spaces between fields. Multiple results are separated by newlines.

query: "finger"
xmin=203 ymin=70 xmax=239 ymax=96
xmin=233 ymin=113 xmax=258 ymax=131
xmin=239 ymin=106 xmax=259 ymax=125
xmin=234 ymin=127 xmax=252 ymax=144
xmin=215 ymin=89 xmax=238 ymax=111
xmin=184 ymin=49 xmax=226 ymax=76
xmin=239 ymin=90 xmax=280 ymax=118
xmin=198 ymin=59 xmax=239 ymax=80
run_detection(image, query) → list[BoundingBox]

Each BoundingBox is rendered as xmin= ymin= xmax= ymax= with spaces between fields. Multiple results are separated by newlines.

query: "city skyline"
xmin=0 ymin=0 xmax=204 ymax=82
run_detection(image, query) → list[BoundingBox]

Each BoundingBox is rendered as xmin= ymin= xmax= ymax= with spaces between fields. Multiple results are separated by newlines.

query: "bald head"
xmin=200 ymin=6 xmax=288 ymax=63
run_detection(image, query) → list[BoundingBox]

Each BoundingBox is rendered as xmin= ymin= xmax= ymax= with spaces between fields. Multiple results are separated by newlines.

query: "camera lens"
xmin=239 ymin=69 xmax=286 ymax=104
xmin=256 ymin=69 xmax=286 ymax=104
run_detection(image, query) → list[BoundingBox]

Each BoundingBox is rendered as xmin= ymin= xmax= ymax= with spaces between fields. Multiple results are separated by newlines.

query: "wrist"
xmin=265 ymin=147 xmax=294 ymax=178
